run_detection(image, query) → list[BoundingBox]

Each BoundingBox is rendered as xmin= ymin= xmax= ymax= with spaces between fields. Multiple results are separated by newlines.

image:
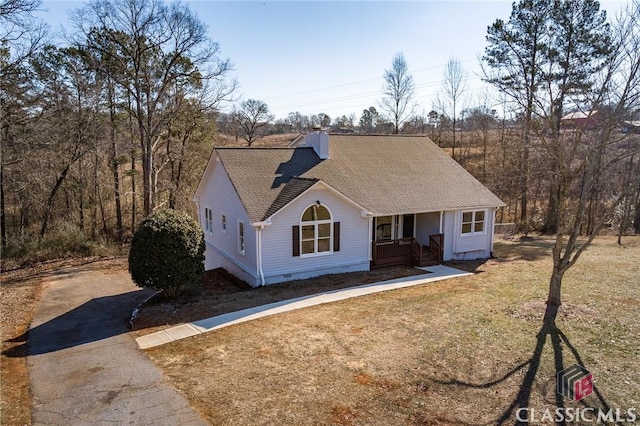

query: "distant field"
xmin=214 ymin=132 xmax=300 ymax=147
xmin=144 ymin=236 xmax=640 ymax=425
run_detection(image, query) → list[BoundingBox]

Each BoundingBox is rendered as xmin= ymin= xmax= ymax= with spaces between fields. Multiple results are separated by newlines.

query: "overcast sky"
xmin=40 ymin=0 xmax=627 ymax=120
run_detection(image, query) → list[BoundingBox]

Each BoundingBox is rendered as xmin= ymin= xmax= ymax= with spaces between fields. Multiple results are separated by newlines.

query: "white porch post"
xmin=439 ymin=211 xmax=443 ymax=234
xmin=413 ymin=214 xmax=417 ymax=237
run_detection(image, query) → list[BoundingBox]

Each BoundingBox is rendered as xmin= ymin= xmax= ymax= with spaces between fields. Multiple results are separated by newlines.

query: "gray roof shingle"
xmin=215 ymin=135 xmax=504 ymax=223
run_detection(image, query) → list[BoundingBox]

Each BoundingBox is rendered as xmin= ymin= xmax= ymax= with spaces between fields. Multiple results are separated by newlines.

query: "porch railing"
xmin=371 ymin=235 xmax=443 ymax=269
xmin=371 ymin=237 xmax=414 ymax=269
xmin=429 ymin=233 xmax=444 ymax=264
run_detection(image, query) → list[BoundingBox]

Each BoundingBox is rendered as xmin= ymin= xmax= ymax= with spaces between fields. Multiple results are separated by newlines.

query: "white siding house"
xmin=194 ymin=132 xmax=505 ymax=287
xmin=260 ymin=183 xmax=370 ymax=284
xmin=197 ymin=158 xmax=258 ymax=284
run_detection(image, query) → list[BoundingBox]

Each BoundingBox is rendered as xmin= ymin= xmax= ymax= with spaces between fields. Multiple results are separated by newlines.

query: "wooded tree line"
xmin=1 ymin=0 xmax=234 ymax=255
xmin=1 ymin=0 xmax=639 ymax=275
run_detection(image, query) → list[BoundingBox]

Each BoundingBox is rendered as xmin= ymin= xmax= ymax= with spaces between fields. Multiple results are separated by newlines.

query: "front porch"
xmin=369 ymin=212 xmax=444 ymax=269
xmin=370 ymin=234 xmax=444 ymax=269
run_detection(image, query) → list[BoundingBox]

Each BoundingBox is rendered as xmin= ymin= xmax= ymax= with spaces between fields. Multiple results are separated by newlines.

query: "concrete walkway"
xmin=28 ymin=266 xmax=206 ymax=426
xmin=136 ymin=265 xmax=473 ymax=350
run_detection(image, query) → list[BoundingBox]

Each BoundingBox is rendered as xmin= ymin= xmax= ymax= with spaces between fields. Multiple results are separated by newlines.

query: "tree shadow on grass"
xmin=430 ymin=304 xmax=614 ymax=425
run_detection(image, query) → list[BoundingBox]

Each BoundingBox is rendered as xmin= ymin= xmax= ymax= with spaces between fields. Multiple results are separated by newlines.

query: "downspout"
xmin=490 ymin=208 xmax=496 ymax=257
xmin=253 ymin=219 xmax=271 ymax=287
xmin=367 ymin=216 xmax=373 ymax=262
xmin=256 ymin=225 xmax=265 ymax=286
xmin=439 ymin=211 xmax=443 ymax=234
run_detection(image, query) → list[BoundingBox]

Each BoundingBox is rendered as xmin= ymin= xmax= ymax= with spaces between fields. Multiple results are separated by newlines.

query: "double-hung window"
xmin=461 ymin=210 xmax=486 ymax=235
xmin=204 ymin=208 xmax=213 ymax=234
xmin=221 ymin=214 xmax=227 ymax=233
xmin=238 ymin=221 xmax=245 ymax=255
xmin=300 ymin=205 xmax=332 ymax=256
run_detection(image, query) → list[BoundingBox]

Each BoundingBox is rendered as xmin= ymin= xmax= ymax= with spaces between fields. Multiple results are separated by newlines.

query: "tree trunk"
xmin=520 ymin=140 xmax=529 ymax=228
xmin=78 ymin=158 xmax=85 ymax=232
xmin=109 ymin=83 xmax=124 ymax=243
xmin=40 ymin=164 xmax=71 ymax=237
xmin=169 ymin=133 xmax=188 ymax=210
xmin=0 ymin=102 xmax=6 ymax=250
xmin=141 ymin=135 xmax=154 ymax=217
xmin=452 ymin=111 xmax=456 ymax=160
xmin=97 ymin=177 xmax=108 ymax=235
xmin=543 ymin=180 xmax=560 ymax=234
xmin=131 ymin=148 xmax=136 ymax=232
xmin=547 ymin=268 xmax=564 ymax=306
xmin=1 ymin=167 xmax=6 ymax=251
xmin=128 ymin=93 xmax=137 ymax=233
xmin=634 ymin=162 xmax=640 ymax=235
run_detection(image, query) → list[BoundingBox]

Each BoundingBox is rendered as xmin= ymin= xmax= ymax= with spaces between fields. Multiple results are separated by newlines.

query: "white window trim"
xmin=204 ymin=207 xmax=213 ymax=235
xmin=460 ymin=209 xmax=487 ymax=237
xmin=221 ymin=213 xmax=227 ymax=234
xmin=300 ymin=204 xmax=333 ymax=258
xmin=237 ymin=220 xmax=245 ymax=255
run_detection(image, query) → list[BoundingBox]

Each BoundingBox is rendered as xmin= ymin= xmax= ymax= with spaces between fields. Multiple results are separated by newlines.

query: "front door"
xmin=402 ymin=214 xmax=415 ymax=238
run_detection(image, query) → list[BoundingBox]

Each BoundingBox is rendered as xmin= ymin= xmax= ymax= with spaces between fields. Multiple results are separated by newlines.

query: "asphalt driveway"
xmin=27 ymin=264 xmax=206 ymax=425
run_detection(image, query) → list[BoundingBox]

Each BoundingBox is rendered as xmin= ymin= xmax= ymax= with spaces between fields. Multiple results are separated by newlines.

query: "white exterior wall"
xmin=415 ymin=212 xmax=441 ymax=247
xmin=260 ymin=184 xmax=370 ymax=284
xmin=442 ymin=211 xmax=455 ymax=261
xmin=450 ymin=208 xmax=496 ymax=260
xmin=199 ymin=159 xmax=259 ymax=285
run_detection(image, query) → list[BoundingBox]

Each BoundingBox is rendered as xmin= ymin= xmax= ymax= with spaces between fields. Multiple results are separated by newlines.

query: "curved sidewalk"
xmin=136 ymin=265 xmax=472 ymax=350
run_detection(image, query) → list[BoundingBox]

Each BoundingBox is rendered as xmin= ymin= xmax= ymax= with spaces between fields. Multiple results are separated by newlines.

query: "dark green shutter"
xmin=333 ymin=222 xmax=340 ymax=252
xmin=292 ymin=225 xmax=300 ymax=257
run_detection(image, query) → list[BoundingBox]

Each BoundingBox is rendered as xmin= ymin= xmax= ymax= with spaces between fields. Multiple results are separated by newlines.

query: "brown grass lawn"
xmin=130 ymin=266 xmax=424 ymax=335
xmin=0 ymin=266 xmax=43 ymax=425
xmin=144 ymin=236 xmax=640 ymax=425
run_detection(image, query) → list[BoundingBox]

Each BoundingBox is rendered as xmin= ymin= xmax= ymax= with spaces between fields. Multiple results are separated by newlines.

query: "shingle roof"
xmin=561 ymin=110 xmax=599 ymax=120
xmin=214 ymin=135 xmax=504 ymax=223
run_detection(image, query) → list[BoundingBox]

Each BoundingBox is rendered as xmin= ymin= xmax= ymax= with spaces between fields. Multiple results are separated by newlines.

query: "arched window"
xmin=300 ymin=204 xmax=332 ymax=256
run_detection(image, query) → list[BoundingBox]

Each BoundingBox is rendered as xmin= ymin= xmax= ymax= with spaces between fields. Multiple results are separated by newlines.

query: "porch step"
xmin=413 ymin=251 xmax=438 ymax=267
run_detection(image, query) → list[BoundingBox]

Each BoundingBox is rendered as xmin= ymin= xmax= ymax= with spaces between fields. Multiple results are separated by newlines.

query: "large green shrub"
xmin=128 ymin=209 xmax=205 ymax=298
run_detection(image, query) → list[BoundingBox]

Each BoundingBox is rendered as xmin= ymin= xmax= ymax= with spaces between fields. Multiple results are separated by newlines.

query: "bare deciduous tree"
xmin=0 ymin=0 xmax=48 ymax=78
xmin=380 ymin=52 xmax=415 ymax=134
xmin=1 ymin=0 xmax=48 ymax=249
xmin=235 ymin=99 xmax=274 ymax=146
xmin=76 ymin=0 xmax=235 ymax=217
xmin=539 ymin=1 xmax=638 ymax=307
xmin=441 ymin=57 xmax=467 ymax=159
